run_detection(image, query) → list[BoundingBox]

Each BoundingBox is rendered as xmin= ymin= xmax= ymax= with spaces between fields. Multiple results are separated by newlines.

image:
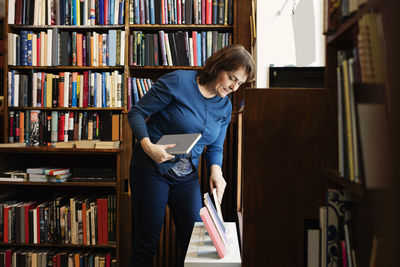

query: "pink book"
xmin=199 ymin=207 xmax=226 ymax=258
xmin=341 ymin=240 xmax=347 ymax=267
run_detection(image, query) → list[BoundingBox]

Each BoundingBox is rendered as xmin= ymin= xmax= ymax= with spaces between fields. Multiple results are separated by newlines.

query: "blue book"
xmin=72 ymin=76 xmax=77 ymax=107
xmin=134 ymin=0 xmax=140 ymax=24
xmin=93 ymin=72 xmax=97 ymax=107
xmin=149 ymin=0 xmax=155 ymax=24
xmin=110 ymin=0 xmax=114 ymax=24
xmin=72 ymin=0 xmax=76 ymax=25
xmin=118 ymin=0 xmax=125 ymax=24
xmin=43 ymin=74 xmax=47 ymax=107
xmin=201 ymin=31 xmax=206 ymax=65
xmin=197 ymin=32 xmax=201 ymax=66
xmin=11 ymin=70 xmax=15 ymax=107
xmin=132 ymin=78 xmax=139 ymax=104
xmin=27 ymin=32 xmax=33 ymax=66
xmin=59 ymin=0 xmax=66 ymax=25
xmin=20 ymin=31 xmax=28 ymax=66
xmin=99 ymin=0 xmax=104 ymax=24
xmin=102 ymin=72 xmax=106 ymax=107
xmin=139 ymin=78 xmax=146 ymax=95
xmin=108 ymin=30 xmax=117 ymax=66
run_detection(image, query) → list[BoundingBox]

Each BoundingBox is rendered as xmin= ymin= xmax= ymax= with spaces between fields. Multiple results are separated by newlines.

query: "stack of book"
xmin=26 ymin=168 xmax=71 ymax=182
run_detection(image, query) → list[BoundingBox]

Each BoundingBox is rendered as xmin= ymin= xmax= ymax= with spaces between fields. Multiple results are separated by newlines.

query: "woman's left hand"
xmin=209 ymin=165 xmax=227 ymax=204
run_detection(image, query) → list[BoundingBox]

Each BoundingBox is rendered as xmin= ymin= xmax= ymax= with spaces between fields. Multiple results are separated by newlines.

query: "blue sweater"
xmin=128 ymin=70 xmax=232 ymax=174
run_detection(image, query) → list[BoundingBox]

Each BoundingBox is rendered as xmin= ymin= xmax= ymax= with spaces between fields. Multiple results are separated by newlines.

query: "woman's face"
xmin=214 ymin=67 xmax=248 ymax=98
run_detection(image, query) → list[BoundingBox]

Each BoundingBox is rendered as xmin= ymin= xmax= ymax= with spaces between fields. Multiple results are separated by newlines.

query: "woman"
xmin=128 ymin=44 xmax=255 ymax=266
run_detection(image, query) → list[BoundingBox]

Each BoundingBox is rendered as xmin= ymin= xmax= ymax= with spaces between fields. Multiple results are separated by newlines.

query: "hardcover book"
xmin=199 ymin=207 xmax=226 ymax=258
xmin=156 ymin=133 xmax=201 ymax=155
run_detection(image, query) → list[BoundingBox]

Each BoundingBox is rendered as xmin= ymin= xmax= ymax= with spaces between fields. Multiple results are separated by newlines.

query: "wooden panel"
xmin=242 ymin=88 xmax=335 ymax=267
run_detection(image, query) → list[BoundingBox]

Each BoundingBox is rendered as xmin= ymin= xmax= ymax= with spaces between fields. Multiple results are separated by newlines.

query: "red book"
xmin=15 ymin=0 xmax=22 ymax=24
xmin=58 ymin=113 xmax=65 ymax=142
xmin=104 ymin=0 xmax=109 ymax=25
xmin=5 ymin=249 xmax=12 ymax=267
xmin=59 ymin=72 xmax=65 ymax=107
xmin=202 ymin=0 xmax=206 ymax=24
xmin=192 ymin=31 xmax=198 ymax=66
xmin=97 ymin=198 xmax=103 ymax=244
xmin=83 ymin=71 xmax=89 ymax=107
xmin=3 ymin=206 xmax=9 ymax=242
xmin=199 ymin=207 xmax=226 ymax=258
xmin=36 ymin=34 xmax=40 ymax=67
xmin=24 ymin=202 xmax=36 ymax=243
xmin=177 ymin=0 xmax=182 ymax=24
xmin=82 ymin=202 xmax=87 ymax=245
xmin=36 ymin=205 xmax=41 ymax=244
xmin=206 ymin=0 xmax=212 ymax=24
xmin=77 ymin=34 xmax=83 ymax=66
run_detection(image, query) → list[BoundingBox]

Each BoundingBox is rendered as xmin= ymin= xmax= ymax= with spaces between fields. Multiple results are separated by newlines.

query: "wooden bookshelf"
xmin=1 ymin=0 xmax=253 ymax=266
xmin=323 ymin=0 xmax=400 ymax=266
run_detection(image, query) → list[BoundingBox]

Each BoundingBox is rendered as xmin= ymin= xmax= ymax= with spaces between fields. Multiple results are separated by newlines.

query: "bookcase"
xmin=322 ymin=0 xmax=400 ymax=266
xmin=1 ymin=0 xmax=253 ymax=266
xmin=240 ymin=0 xmax=400 ymax=266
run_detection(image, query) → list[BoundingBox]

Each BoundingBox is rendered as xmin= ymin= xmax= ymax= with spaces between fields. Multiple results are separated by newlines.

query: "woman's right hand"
xmin=140 ymin=137 xmax=176 ymax=163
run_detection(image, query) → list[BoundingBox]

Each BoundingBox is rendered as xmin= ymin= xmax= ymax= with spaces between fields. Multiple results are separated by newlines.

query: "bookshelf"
xmin=1 ymin=0 xmax=253 ymax=266
xmin=323 ymin=0 xmax=400 ymax=266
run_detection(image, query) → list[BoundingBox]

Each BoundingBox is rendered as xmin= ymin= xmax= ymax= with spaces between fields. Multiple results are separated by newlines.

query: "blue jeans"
xmin=130 ymin=167 xmax=202 ymax=267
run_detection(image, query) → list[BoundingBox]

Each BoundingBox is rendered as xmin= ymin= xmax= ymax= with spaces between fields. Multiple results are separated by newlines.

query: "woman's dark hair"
xmin=197 ymin=44 xmax=255 ymax=85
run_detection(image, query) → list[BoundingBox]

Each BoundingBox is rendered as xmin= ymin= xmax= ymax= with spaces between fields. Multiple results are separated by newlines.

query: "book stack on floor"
xmin=26 ymin=168 xmax=71 ymax=182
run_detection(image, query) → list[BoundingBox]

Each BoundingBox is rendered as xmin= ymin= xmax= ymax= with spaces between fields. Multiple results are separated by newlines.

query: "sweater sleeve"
xmin=204 ymin=103 xmax=232 ymax=168
xmin=128 ymin=72 xmax=181 ymax=141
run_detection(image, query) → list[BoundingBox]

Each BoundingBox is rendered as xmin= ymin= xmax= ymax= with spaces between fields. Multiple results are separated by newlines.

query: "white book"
xmin=64 ymin=72 xmax=70 ymax=107
xmin=47 ymin=0 xmax=52 ymax=25
xmin=32 ymin=34 xmax=37 ymax=66
xmin=14 ymin=74 xmax=19 ymax=107
xmin=164 ymin=33 xmax=173 ymax=66
xmin=189 ymin=37 xmax=194 ymax=66
xmin=8 ymin=0 xmax=15 ymax=24
xmin=33 ymin=208 xmax=38 ymax=243
xmin=47 ymin=29 xmax=53 ymax=66
xmin=32 ymin=72 xmax=38 ymax=107
xmin=79 ymin=74 xmax=84 ymax=107
xmin=156 ymin=133 xmax=202 ymax=155
xmin=120 ymin=31 xmax=125 ymax=65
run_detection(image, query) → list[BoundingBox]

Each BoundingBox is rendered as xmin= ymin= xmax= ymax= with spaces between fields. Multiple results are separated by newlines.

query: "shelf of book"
xmin=0 ymin=181 xmax=116 ymax=187
xmin=322 ymin=0 xmax=399 ymax=266
xmin=0 ymin=243 xmax=116 ymax=248
xmin=325 ymin=0 xmax=385 ymax=45
xmin=129 ymin=24 xmax=233 ymax=30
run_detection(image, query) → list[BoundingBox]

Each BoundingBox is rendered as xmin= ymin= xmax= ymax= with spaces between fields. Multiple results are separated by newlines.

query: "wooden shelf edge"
xmin=8 ymin=66 xmax=124 ymax=70
xmin=0 ymin=181 xmax=116 ymax=186
xmin=0 ymin=242 xmax=116 ymax=248
xmin=326 ymin=169 xmax=365 ymax=197
xmin=0 ymin=147 xmax=123 ymax=153
xmin=7 ymin=107 xmax=125 ymax=111
xmin=128 ymin=24 xmax=233 ymax=29
xmin=9 ymin=25 xmax=124 ymax=29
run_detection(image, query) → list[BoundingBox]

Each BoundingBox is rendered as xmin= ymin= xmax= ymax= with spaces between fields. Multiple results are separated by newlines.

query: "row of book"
xmin=323 ymin=0 xmax=368 ymax=33
xmin=129 ymin=30 xmax=231 ymax=67
xmin=129 ymin=0 xmax=233 ymax=25
xmin=0 ymin=249 xmax=116 ymax=267
xmin=8 ymin=110 xmax=121 ymax=145
xmin=8 ymin=70 xmax=124 ymax=109
xmin=0 ymin=194 xmax=117 ymax=245
xmin=314 ymin=189 xmax=356 ymax=267
xmin=126 ymin=77 xmax=153 ymax=110
xmin=0 ymin=168 xmax=71 ymax=183
xmin=7 ymin=0 xmax=125 ymax=26
xmin=8 ymin=29 xmax=125 ymax=67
